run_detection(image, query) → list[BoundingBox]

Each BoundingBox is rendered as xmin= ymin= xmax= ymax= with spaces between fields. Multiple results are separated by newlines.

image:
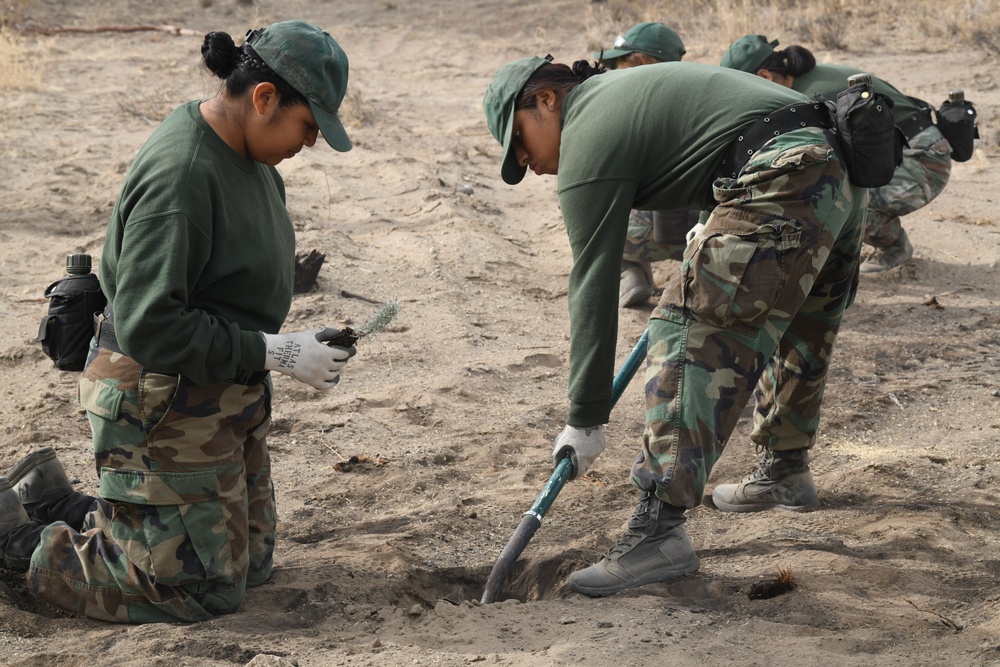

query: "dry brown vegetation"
xmin=584 ymin=0 xmax=1000 ymax=54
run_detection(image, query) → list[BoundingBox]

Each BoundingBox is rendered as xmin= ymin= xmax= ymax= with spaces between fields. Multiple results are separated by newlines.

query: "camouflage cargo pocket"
xmin=99 ymin=468 xmax=233 ymax=587
xmin=78 ymin=348 xmax=178 ymax=431
xmin=78 ymin=347 xmax=141 ymax=421
xmin=680 ymin=205 xmax=802 ymax=332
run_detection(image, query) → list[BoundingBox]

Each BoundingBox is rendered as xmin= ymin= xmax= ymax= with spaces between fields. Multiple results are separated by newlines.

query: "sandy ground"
xmin=2 ymin=1 xmax=1000 ymax=665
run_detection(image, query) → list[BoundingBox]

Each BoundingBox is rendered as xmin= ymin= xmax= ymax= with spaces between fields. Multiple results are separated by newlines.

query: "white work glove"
xmin=262 ymin=327 xmax=356 ymax=390
xmin=685 ymin=221 xmax=706 ymax=245
xmin=552 ymin=424 xmax=606 ymax=480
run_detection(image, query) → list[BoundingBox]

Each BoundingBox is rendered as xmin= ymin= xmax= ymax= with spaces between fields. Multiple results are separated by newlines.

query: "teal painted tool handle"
xmin=481 ymin=328 xmax=649 ymax=603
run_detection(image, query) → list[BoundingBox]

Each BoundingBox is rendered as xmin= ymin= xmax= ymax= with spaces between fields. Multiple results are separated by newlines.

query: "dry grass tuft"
xmin=0 ymin=23 xmax=46 ymax=89
xmin=0 ymin=0 xmax=33 ymax=27
xmin=0 ymin=0 xmax=48 ymax=90
xmin=340 ymin=86 xmax=377 ymax=129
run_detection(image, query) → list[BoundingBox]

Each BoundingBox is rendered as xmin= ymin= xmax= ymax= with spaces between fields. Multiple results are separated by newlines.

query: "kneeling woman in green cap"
xmin=483 ymin=56 xmax=866 ymax=596
xmin=0 ymin=21 xmax=356 ymax=622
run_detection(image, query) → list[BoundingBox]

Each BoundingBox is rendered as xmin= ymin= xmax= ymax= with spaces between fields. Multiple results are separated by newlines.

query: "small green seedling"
xmin=328 ymin=300 xmax=400 ymax=347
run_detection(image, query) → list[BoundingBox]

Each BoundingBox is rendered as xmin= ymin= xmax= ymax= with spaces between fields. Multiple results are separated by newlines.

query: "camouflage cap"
xmin=247 ymin=20 xmax=352 ymax=152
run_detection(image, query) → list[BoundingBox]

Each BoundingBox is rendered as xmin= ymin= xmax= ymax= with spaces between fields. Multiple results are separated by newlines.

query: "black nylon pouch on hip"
xmin=936 ymin=98 xmax=979 ymax=162
xmin=832 ymin=82 xmax=905 ymax=188
xmin=36 ymin=274 xmax=107 ymax=371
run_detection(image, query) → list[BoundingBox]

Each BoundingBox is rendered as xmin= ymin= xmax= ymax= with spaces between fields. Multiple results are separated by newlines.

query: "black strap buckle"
xmin=94 ymin=313 xmax=125 ymax=355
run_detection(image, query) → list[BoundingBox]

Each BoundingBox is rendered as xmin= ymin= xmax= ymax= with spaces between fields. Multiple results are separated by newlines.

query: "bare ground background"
xmin=1 ymin=1 xmax=1000 ymax=665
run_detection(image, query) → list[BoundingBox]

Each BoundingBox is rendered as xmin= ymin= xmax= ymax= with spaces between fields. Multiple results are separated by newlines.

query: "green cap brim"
xmin=499 ymin=104 xmax=525 ymax=185
xmin=311 ymin=102 xmax=352 ymax=152
xmin=594 ymin=47 xmax=634 ymax=60
xmin=483 ymin=56 xmax=551 ymax=185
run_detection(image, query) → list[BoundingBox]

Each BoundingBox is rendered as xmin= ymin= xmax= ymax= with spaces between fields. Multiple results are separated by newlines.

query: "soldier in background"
xmin=595 ymin=22 xmax=702 ymax=308
xmin=704 ymin=36 xmax=956 ymax=515
xmin=721 ymin=35 xmax=953 ymax=274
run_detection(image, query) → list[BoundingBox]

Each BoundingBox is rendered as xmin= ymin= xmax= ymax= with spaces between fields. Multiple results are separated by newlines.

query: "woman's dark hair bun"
xmin=571 ymin=59 xmax=606 ymax=81
xmin=202 ymin=31 xmax=239 ymax=79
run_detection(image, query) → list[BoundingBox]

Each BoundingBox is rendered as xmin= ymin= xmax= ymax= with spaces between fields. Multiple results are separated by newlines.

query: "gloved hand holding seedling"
xmin=327 ymin=300 xmax=400 ymax=347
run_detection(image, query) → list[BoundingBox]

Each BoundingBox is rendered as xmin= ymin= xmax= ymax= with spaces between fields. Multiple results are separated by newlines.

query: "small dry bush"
xmin=0 ymin=23 xmax=46 ymax=90
xmin=340 ymin=86 xmax=377 ymax=129
xmin=0 ymin=0 xmax=32 ymax=27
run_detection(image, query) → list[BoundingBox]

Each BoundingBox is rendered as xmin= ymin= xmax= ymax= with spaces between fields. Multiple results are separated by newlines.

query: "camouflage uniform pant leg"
xmin=28 ymin=504 xmax=206 ymax=623
xmin=864 ymin=125 xmax=952 ymax=247
xmin=622 ymin=210 xmax=687 ymax=264
xmin=28 ymin=348 xmax=271 ymax=623
xmin=632 ymin=134 xmax=866 ymax=509
xmin=244 ymin=390 xmax=276 ymax=589
xmin=749 ymin=216 xmax=863 ymax=451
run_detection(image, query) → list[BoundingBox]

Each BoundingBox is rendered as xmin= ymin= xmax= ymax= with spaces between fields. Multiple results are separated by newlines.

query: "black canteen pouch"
xmin=936 ymin=98 xmax=979 ymax=162
xmin=819 ymin=82 xmax=905 ymax=188
xmin=36 ymin=274 xmax=108 ymax=371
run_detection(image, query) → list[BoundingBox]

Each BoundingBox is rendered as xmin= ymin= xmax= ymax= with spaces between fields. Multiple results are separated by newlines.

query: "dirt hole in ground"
xmin=395 ymin=555 xmax=571 ymax=607
xmin=497 ymin=555 xmax=576 ymax=602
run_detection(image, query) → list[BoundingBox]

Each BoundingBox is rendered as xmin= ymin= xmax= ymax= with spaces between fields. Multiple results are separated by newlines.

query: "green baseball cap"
xmin=483 ymin=55 xmax=551 ymax=185
xmin=720 ymin=35 xmax=779 ymax=73
xmin=595 ymin=22 xmax=686 ymax=62
xmin=247 ymin=20 xmax=352 ymax=152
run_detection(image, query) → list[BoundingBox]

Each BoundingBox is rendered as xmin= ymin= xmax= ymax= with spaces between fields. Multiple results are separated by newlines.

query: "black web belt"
xmin=95 ymin=311 xmax=124 ymax=355
xmin=716 ymin=101 xmax=835 ymax=180
xmin=899 ymin=107 xmax=934 ymax=142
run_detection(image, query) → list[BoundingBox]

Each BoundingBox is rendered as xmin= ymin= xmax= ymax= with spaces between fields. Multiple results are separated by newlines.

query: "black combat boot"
xmin=0 ymin=476 xmax=44 ymax=572
xmin=5 ymin=447 xmax=95 ymax=530
xmin=567 ymin=491 xmax=699 ymax=597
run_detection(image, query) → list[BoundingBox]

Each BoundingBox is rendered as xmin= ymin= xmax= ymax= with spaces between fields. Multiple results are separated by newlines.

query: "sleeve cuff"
xmin=567 ymin=399 xmax=612 ymax=428
xmin=239 ymin=330 xmax=267 ymax=371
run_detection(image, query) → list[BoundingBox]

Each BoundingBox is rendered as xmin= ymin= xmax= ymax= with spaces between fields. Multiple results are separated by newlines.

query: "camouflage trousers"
xmin=864 ymin=125 xmax=952 ymax=247
xmin=27 ymin=347 xmax=275 ymax=623
xmin=633 ymin=130 xmax=866 ymax=508
xmin=622 ymin=208 xmax=700 ymax=265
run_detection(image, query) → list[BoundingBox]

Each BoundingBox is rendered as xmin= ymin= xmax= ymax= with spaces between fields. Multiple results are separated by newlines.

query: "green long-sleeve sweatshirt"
xmin=100 ymin=101 xmax=295 ymax=385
